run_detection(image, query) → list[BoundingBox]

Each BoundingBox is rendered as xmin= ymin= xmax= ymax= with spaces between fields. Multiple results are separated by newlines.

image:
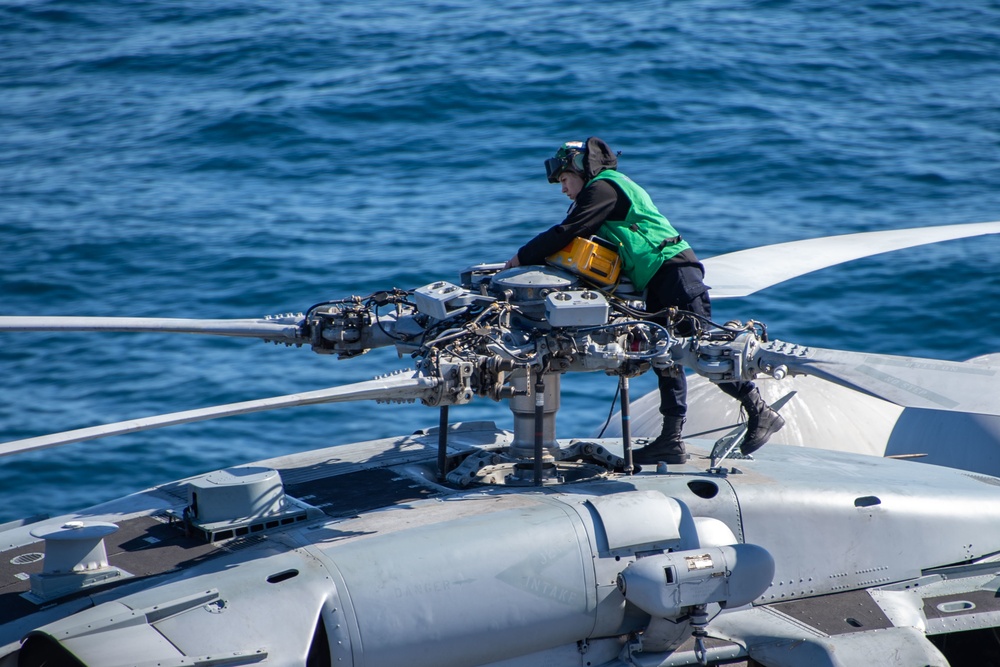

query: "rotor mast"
xmin=507 ymin=368 xmax=561 ymax=461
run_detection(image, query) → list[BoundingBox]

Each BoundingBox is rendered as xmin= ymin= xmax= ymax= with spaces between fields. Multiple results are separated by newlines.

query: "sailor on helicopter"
xmin=505 ymin=136 xmax=785 ymax=463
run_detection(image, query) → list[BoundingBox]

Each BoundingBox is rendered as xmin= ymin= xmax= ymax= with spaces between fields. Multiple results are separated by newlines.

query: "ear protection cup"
xmin=545 ymin=141 xmax=587 ymax=182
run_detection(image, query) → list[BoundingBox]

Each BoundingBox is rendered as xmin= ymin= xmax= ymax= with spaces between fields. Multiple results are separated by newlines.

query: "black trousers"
xmin=645 ymin=263 xmax=749 ymax=420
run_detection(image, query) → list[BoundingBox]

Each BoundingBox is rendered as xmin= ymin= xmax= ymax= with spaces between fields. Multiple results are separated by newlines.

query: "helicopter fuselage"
xmin=3 ymin=425 xmax=998 ymax=667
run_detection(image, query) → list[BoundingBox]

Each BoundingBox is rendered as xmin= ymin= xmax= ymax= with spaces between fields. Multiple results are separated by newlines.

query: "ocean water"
xmin=1 ymin=0 xmax=999 ymax=522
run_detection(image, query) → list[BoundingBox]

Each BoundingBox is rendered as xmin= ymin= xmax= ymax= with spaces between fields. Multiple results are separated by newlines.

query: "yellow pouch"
xmin=546 ymin=236 xmax=621 ymax=286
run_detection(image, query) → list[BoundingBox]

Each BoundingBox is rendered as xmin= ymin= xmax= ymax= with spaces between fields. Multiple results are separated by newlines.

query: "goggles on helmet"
xmin=544 ymin=141 xmax=585 ymax=183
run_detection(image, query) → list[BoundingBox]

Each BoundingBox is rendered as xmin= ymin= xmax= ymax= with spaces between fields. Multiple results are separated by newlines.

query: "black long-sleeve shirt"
xmin=516 ymin=177 xmax=701 ymax=269
xmin=516 ymin=179 xmax=628 ymax=265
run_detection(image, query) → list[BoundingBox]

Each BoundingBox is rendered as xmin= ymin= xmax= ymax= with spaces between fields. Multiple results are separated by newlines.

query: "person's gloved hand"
xmin=503 ymin=255 xmax=521 ymax=270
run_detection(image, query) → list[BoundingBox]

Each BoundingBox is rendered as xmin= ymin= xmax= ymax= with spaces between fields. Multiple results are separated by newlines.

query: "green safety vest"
xmin=590 ymin=170 xmax=690 ymax=291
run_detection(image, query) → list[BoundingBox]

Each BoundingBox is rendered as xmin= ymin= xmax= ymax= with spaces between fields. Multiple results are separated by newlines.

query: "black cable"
xmin=597 ymin=381 xmax=622 ymax=438
xmin=371 ymin=303 xmax=409 ymax=342
xmin=578 ymin=319 xmax=672 ymax=339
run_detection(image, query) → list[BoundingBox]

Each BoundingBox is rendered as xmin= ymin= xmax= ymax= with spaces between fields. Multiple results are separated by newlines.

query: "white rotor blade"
xmin=704 ymin=220 xmax=1000 ymax=298
xmin=0 ymin=370 xmax=438 ymax=458
xmin=0 ymin=316 xmax=305 ymax=344
xmin=759 ymin=342 xmax=1000 ymax=415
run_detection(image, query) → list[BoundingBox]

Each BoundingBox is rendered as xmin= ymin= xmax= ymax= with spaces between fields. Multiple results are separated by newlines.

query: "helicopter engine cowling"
xmin=295 ymin=489 xmax=721 ymax=667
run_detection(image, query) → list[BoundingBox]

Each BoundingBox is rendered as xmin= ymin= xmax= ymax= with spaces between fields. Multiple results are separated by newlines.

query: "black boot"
xmin=738 ymin=387 xmax=785 ymax=455
xmin=634 ymin=416 xmax=688 ymax=465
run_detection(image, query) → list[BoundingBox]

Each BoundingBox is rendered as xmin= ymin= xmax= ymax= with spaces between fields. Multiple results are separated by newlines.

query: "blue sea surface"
xmin=1 ymin=0 xmax=999 ymax=522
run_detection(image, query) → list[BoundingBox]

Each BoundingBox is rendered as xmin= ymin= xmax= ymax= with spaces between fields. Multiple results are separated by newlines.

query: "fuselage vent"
xmin=167 ymin=466 xmax=320 ymax=542
xmin=23 ymin=521 xmax=132 ymax=603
